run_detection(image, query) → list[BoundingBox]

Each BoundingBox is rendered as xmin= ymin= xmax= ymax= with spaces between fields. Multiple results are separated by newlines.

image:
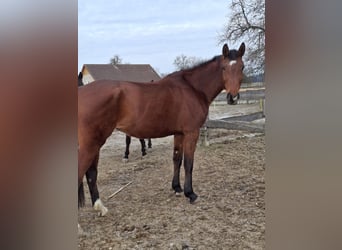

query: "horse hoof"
xmin=173 ymin=186 xmax=183 ymax=194
xmin=175 ymin=192 xmax=182 ymax=197
xmin=78 ymin=223 xmax=83 ymax=234
xmin=98 ymin=206 xmax=108 ymax=216
xmin=122 ymin=158 xmax=129 ymax=163
xmin=188 ymin=193 xmax=198 ymax=204
xmin=94 ymin=199 xmax=108 ymax=216
xmin=78 ymin=224 xmax=89 ymax=236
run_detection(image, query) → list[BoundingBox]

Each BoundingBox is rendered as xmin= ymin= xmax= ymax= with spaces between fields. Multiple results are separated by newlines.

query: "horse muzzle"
xmin=227 ymin=93 xmax=240 ymax=105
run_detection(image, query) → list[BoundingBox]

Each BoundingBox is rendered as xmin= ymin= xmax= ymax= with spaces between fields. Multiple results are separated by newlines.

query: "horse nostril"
xmin=226 ymin=93 xmax=239 ymax=105
xmin=232 ymin=93 xmax=240 ymax=101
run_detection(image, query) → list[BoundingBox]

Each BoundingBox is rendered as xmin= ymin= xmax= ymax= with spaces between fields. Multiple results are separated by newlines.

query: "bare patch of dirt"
xmin=78 ymin=129 xmax=265 ymax=249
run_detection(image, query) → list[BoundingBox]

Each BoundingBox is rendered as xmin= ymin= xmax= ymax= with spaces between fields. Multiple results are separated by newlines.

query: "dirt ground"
xmin=78 ymin=103 xmax=265 ymax=249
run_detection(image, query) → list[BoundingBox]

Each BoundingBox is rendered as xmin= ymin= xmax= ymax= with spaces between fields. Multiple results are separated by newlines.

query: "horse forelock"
xmin=227 ymin=50 xmax=239 ymax=61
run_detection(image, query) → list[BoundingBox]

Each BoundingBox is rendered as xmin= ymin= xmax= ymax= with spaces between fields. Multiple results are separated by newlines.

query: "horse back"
xmin=115 ymin=79 xmax=209 ymax=137
xmin=78 ymin=79 xmax=209 ymax=140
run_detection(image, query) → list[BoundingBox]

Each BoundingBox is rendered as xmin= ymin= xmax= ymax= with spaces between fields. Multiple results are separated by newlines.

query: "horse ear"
xmin=222 ymin=44 xmax=229 ymax=58
xmin=238 ymin=42 xmax=245 ymax=57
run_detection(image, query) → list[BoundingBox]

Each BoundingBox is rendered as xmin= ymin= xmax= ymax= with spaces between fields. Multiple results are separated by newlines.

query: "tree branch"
xmin=219 ymin=0 xmax=265 ymax=74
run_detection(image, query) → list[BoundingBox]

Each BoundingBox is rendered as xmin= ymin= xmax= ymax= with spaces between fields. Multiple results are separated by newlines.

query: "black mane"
xmin=166 ymin=49 xmax=239 ymax=78
xmin=182 ymin=56 xmax=220 ymax=72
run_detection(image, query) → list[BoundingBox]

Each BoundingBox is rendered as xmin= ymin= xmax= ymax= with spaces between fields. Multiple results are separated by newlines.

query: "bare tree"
xmin=173 ymin=54 xmax=205 ymax=70
xmin=110 ymin=54 xmax=122 ymax=65
xmin=219 ymin=0 xmax=265 ymax=74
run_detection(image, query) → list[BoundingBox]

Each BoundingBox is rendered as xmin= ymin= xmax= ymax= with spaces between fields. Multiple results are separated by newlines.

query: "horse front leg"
xmin=183 ymin=130 xmax=200 ymax=203
xmin=172 ymin=134 xmax=184 ymax=194
xmin=86 ymin=153 xmax=108 ymax=216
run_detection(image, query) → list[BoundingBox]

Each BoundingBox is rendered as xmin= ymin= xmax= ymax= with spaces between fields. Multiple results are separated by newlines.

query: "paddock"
xmin=200 ymin=87 xmax=265 ymax=146
xmin=78 ymin=101 xmax=265 ymax=249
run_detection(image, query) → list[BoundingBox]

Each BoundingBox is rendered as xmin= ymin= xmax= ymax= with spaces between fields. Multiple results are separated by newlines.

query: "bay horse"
xmin=78 ymin=43 xmax=245 ymax=216
xmin=124 ymin=135 xmax=152 ymax=161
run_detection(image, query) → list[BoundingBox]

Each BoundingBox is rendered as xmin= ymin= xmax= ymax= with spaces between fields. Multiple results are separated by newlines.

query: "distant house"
xmin=79 ymin=64 xmax=161 ymax=85
xmin=78 ymin=72 xmax=84 ymax=86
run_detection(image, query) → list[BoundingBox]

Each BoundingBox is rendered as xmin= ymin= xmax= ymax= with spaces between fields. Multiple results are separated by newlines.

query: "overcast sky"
xmin=78 ymin=0 xmax=231 ymax=75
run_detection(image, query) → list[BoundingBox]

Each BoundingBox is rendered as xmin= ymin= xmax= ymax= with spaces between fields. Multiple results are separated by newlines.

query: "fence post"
xmin=200 ymin=115 xmax=210 ymax=146
xmin=259 ymin=98 xmax=265 ymax=115
xmin=203 ymin=126 xmax=210 ymax=146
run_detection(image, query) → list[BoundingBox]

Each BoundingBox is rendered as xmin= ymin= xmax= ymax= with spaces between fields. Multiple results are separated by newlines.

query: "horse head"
xmin=221 ymin=42 xmax=245 ymax=105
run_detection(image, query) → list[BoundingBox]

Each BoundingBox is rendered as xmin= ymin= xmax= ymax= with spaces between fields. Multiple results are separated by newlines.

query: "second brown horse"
xmin=78 ymin=43 xmax=245 ymax=216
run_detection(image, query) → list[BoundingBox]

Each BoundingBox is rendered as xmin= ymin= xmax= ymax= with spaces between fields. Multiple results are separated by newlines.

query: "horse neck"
xmin=183 ymin=58 xmax=224 ymax=105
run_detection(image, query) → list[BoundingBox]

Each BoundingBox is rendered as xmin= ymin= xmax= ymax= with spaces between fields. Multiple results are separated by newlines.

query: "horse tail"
xmin=78 ymin=182 xmax=85 ymax=207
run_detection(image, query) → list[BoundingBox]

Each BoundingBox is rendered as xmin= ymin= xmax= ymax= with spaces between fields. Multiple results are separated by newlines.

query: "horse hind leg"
xmin=86 ymin=153 xmax=108 ymax=216
xmin=147 ymin=138 xmax=152 ymax=148
xmin=78 ymin=147 xmax=95 ymax=208
xmin=140 ymin=138 xmax=147 ymax=157
xmin=78 ymin=181 xmax=85 ymax=208
xmin=123 ymin=135 xmax=131 ymax=162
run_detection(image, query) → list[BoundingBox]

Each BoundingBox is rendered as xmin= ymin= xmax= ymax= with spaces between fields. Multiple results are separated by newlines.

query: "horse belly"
xmin=117 ymin=122 xmax=176 ymax=139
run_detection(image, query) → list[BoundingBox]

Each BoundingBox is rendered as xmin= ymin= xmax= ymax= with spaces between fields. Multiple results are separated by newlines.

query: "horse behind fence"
xmin=123 ymin=135 xmax=152 ymax=161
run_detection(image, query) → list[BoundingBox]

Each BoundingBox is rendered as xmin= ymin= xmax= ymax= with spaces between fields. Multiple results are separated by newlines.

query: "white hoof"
xmin=94 ymin=199 xmax=108 ymax=216
xmin=78 ymin=223 xmax=83 ymax=233
xmin=78 ymin=223 xmax=90 ymax=236
xmin=122 ymin=158 xmax=129 ymax=163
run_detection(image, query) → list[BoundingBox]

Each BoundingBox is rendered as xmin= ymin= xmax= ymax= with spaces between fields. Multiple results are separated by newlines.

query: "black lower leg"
xmin=78 ymin=182 xmax=85 ymax=207
xmin=86 ymin=168 xmax=100 ymax=205
xmin=148 ymin=139 xmax=152 ymax=148
xmin=86 ymin=154 xmax=100 ymax=205
xmin=140 ymin=139 xmax=147 ymax=156
xmin=124 ymin=135 xmax=131 ymax=159
xmin=184 ymin=156 xmax=197 ymax=203
xmin=172 ymin=149 xmax=183 ymax=193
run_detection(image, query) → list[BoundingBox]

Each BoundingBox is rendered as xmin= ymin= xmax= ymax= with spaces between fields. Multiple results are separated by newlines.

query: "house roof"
xmin=82 ymin=64 xmax=161 ymax=83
